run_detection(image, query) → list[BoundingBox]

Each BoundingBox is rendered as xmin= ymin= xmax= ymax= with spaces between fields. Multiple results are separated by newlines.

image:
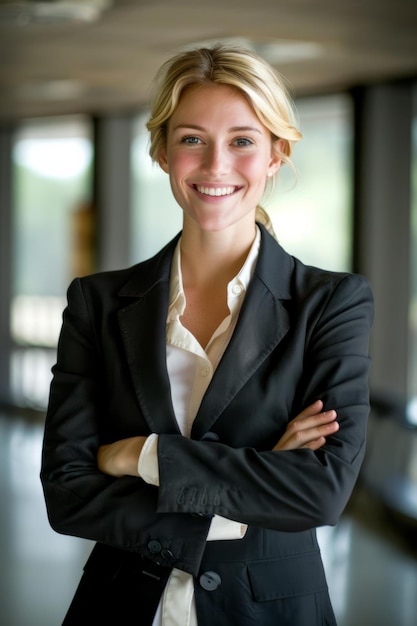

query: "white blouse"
xmin=138 ymin=228 xmax=260 ymax=625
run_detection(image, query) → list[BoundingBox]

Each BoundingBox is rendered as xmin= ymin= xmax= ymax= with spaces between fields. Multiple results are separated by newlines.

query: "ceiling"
xmin=1 ymin=0 xmax=417 ymax=122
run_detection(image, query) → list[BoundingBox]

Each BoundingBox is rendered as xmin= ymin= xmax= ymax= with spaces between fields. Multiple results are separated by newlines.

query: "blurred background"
xmin=0 ymin=1 xmax=416 ymax=624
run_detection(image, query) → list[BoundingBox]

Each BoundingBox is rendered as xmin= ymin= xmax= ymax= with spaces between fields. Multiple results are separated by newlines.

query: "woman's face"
xmin=159 ymin=83 xmax=282 ymax=234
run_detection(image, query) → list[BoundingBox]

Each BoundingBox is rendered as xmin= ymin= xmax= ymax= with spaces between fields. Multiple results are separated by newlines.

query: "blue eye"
xmin=234 ymin=137 xmax=253 ymax=147
xmin=182 ymin=136 xmax=201 ymax=144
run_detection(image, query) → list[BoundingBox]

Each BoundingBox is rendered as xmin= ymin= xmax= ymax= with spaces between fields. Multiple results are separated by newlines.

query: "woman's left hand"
xmin=273 ymin=400 xmax=339 ymax=452
xmin=97 ymin=436 xmax=147 ymax=477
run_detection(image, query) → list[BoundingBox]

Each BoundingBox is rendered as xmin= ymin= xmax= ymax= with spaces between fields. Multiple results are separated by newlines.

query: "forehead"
xmin=170 ymin=83 xmax=262 ymax=126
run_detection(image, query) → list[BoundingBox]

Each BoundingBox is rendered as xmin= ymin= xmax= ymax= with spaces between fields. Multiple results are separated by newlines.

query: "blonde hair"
xmin=146 ymin=43 xmax=302 ymax=238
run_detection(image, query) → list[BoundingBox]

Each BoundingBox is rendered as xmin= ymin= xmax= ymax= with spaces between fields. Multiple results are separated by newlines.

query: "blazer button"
xmin=160 ymin=548 xmax=174 ymax=564
xmin=201 ymin=431 xmax=219 ymax=442
xmin=199 ymin=571 xmax=221 ymax=591
xmin=147 ymin=540 xmax=162 ymax=555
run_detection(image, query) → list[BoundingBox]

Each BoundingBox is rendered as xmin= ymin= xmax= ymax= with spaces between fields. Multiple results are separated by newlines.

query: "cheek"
xmin=241 ymin=155 xmax=271 ymax=184
xmin=167 ymin=150 xmax=197 ymax=177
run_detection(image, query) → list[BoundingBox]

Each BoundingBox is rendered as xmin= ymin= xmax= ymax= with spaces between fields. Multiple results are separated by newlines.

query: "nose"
xmin=202 ymin=142 xmax=230 ymax=176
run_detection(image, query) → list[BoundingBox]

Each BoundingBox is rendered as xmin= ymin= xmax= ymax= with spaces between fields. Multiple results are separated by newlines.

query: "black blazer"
xmin=41 ymin=225 xmax=374 ymax=626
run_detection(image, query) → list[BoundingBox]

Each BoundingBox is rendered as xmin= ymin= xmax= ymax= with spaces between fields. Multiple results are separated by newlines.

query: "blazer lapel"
xmin=117 ymin=237 xmax=181 ymax=435
xmin=191 ymin=226 xmax=293 ymax=440
xmin=115 ymin=226 xmax=294 ymax=439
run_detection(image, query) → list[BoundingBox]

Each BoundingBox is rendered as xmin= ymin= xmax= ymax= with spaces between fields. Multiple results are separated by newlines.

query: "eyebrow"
xmin=172 ymin=124 xmax=263 ymax=134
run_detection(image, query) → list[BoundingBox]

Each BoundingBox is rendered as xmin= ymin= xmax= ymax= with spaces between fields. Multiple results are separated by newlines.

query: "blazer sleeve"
xmin=156 ymin=273 xmax=374 ymax=531
xmin=40 ymin=278 xmax=211 ymax=576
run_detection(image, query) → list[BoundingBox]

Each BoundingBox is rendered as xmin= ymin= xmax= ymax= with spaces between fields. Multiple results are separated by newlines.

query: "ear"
xmin=158 ymin=148 xmax=169 ymax=173
xmin=267 ymin=138 xmax=286 ymax=177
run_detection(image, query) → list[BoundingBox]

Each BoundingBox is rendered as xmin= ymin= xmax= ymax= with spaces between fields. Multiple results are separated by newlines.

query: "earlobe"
xmin=267 ymin=158 xmax=281 ymax=178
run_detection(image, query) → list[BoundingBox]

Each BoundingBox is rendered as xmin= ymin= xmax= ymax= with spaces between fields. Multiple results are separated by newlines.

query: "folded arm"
xmin=97 ymin=399 xmax=339 ymax=478
xmin=96 ymin=399 xmax=338 ymax=540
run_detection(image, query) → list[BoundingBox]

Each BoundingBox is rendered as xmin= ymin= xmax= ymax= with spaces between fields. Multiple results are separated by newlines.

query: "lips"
xmin=194 ymin=185 xmax=238 ymax=197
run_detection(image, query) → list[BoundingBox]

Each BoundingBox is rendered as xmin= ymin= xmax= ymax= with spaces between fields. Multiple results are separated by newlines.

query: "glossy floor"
xmin=0 ymin=412 xmax=416 ymax=626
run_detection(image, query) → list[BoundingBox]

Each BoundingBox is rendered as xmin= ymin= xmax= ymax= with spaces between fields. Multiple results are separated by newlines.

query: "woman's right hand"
xmin=273 ymin=400 xmax=339 ymax=452
xmin=97 ymin=436 xmax=147 ymax=478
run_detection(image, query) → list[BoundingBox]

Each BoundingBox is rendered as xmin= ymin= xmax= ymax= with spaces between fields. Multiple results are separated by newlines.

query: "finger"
xmin=294 ymin=400 xmax=324 ymax=420
xmin=301 ymin=419 xmax=339 ymax=446
xmin=303 ymin=418 xmax=339 ymax=440
xmin=302 ymin=436 xmax=327 ymax=451
xmin=274 ymin=418 xmax=339 ymax=451
xmin=288 ymin=410 xmax=337 ymax=435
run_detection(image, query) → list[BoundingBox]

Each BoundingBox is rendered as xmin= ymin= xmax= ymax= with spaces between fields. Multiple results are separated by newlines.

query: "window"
xmin=409 ymin=92 xmax=417 ymax=420
xmin=130 ymin=113 xmax=182 ymax=264
xmin=11 ymin=116 xmax=93 ymax=408
xmin=268 ymin=94 xmax=353 ymax=272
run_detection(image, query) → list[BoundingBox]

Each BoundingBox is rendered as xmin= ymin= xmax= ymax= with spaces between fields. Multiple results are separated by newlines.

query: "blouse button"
xmin=232 ymin=284 xmax=244 ymax=296
xmin=201 ymin=366 xmax=210 ymax=377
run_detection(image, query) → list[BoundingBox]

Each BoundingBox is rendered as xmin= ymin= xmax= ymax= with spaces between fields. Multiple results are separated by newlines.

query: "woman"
xmin=41 ymin=44 xmax=374 ymax=625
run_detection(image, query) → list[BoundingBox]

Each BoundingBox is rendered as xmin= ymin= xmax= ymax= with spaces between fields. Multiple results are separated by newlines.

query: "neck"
xmin=180 ymin=221 xmax=257 ymax=289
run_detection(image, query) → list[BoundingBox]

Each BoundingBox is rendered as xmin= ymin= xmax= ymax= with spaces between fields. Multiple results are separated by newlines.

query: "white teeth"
xmin=196 ymin=185 xmax=236 ymax=197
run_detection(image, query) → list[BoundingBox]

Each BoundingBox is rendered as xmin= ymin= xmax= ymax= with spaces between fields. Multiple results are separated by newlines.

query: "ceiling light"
xmin=255 ymin=40 xmax=323 ymax=64
xmin=0 ymin=0 xmax=112 ymax=26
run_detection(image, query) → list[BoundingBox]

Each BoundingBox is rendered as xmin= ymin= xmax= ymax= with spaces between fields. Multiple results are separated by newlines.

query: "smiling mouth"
xmin=194 ymin=185 xmax=238 ymax=197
